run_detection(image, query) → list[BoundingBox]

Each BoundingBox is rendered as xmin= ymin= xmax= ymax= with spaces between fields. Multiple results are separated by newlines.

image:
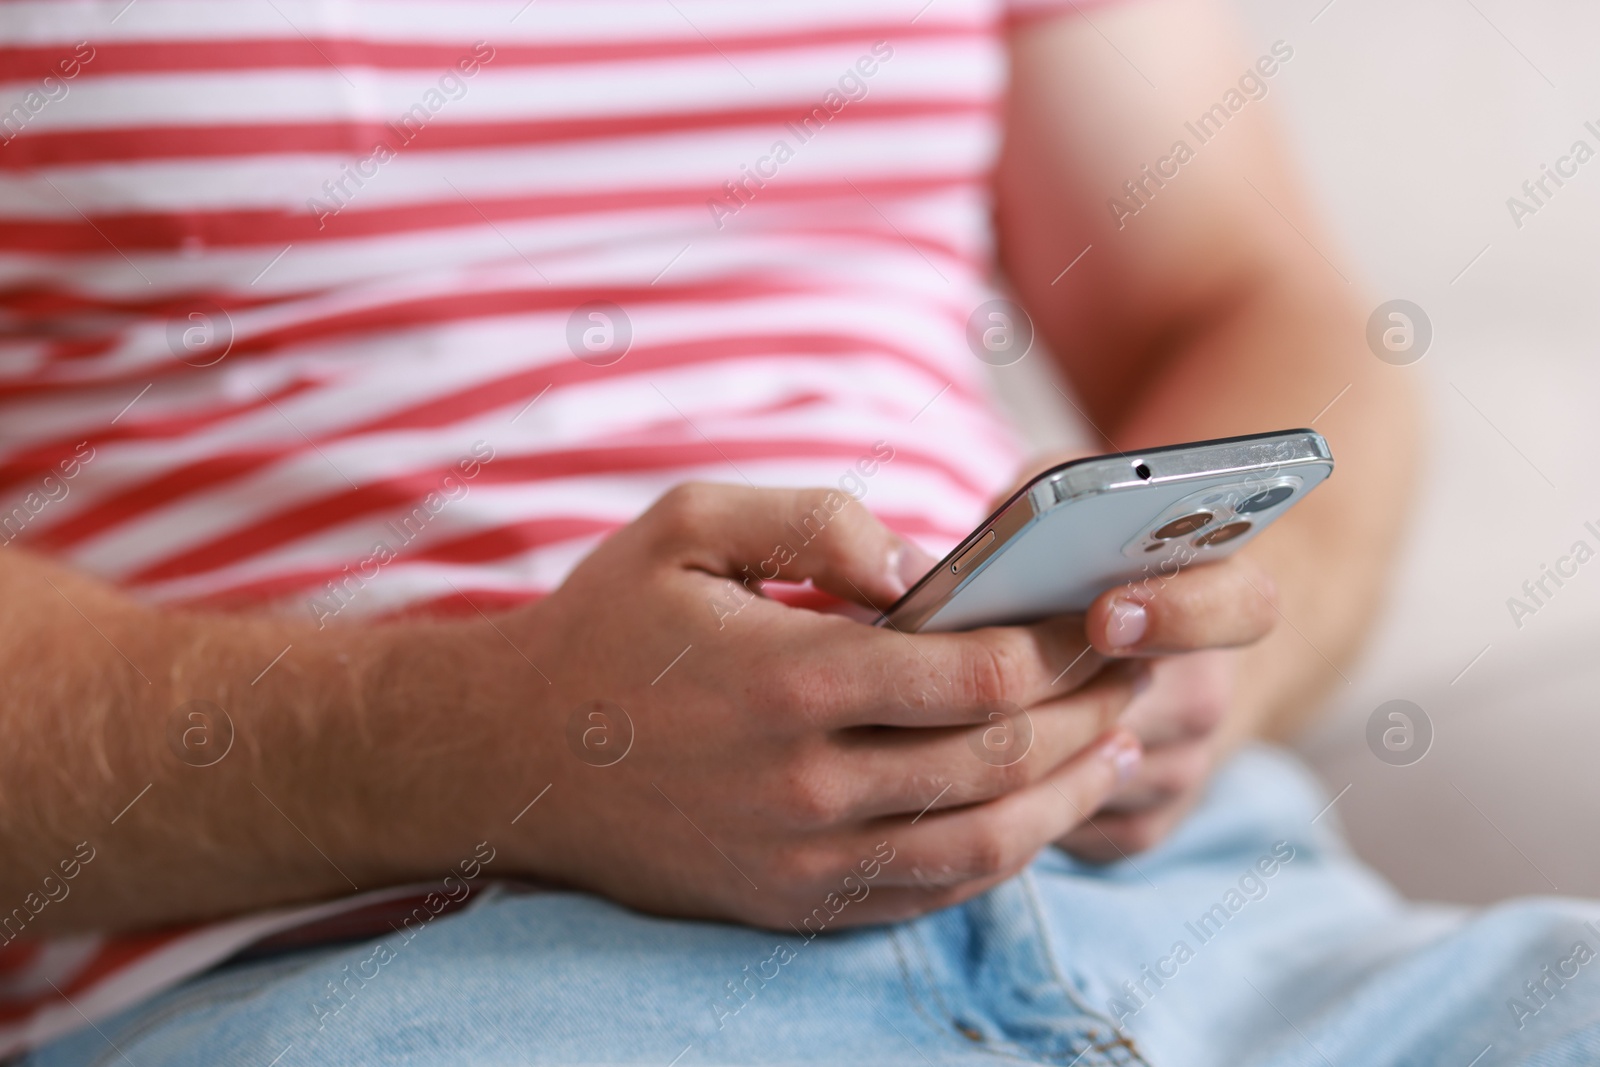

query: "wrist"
xmin=339 ymin=605 xmax=560 ymax=885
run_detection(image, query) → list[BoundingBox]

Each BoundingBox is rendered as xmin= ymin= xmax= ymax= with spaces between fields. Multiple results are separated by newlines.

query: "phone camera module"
xmin=1236 ymin=486 xmax=1294 ymax=514
xmin=1152 ymin=512 xmax=1212 ymax=540
xmin=1195 ymin=520 xmax=1251 ymax=546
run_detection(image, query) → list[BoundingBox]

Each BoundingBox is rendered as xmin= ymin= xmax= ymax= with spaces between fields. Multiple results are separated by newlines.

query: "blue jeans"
xmin=29 ymin=746 xmax=1600 ymax=1066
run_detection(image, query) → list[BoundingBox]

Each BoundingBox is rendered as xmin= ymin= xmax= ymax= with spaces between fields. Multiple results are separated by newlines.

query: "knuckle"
xmin=1159 ymin=746 xmax=1212 ymax=792
xmin=810 ymin=521 xmax=855 ymax=571
xmin=1111 ymin=814 xmax=1164 ymax=853
xmin=1176 ymin=665 xmax=1233 ymax=735
xmin=787 ymin=488 xmax=841 ymax=543
xmin=1180 ymin=691 xmax=1229 ymax=735
xmin=1095 ymin=678 xmax=1134 ymax=732
xmin=983 ymin=751 xmax=1033 ymax=795
xmin=958 ymin=824 xmax=1016 ymax=879
xmin=1247 ymin=591 xmax=1279 ymax=635
xmin=768 ymin=842 xmax=836 ymax=887
xmin=1235 ymin=556 xmax=1277 ymax=601
xmin=648 ymin=482 xmax=720 ymax=546
xmin=1217 ymin=564 xmax=1276 ymax=638
xmin=763 ymin=662 xmax=833 ymax=727
xmin=777 ymin=761 xmax=848 ymax=828
xmin=962 ymin=634 xmax=1028 ymax=705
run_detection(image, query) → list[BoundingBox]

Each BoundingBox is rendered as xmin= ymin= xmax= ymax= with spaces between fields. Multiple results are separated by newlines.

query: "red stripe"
xmin=4 ymin=277 xmax=817 ymax=393
xmin=14 ymin=218 xmax=976 ymax=382
xmin=25 ymin=333 xmax=971 ymax=551
xmin=0 ymin=941 xmax=41 ymax=976
xmin=0 ymin=22 xmax=986 ymax=81
xmin=121 ymin=439 xmax=990 ymax=585
xmin=183 ymin=508 xmax=974 ymax=615
xmin=169 ymin=516 xmax=622 ymax=612
xmin=0 ymin=281 xmax=322 ymax=320
xmin=0 ymin=99 xmax=992 ymax=171
xmin=142 ymin=391 xmax=854 ymax=607
xmin=28 ymin=450 xmax=287 ymax=551
xmin=294 ymin=331 xmax=973 ymax=430
xmin=194 ymin=284 xmax=829 ymax=364
xmin=3 ymin=270 xmax=973 ymax=403
xmin=0 ymin=172 xmax=982 ymax=254
xmin=0 ymin=377 xmax=320 ymax=496
xmin=0 ymin=929 xmax=194 ymax=1022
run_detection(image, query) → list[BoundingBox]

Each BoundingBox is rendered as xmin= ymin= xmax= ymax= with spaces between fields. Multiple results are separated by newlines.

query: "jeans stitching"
xmin=891 ymin=913 xmax=1079 ymax=1065
xmin=889 ymin=890 xmax=1139 ymax=1067
xmin=1017 ymin=870 xmax=1155 ymax=1067
xmin=888 ymin=923 xmax=968 ymax=1045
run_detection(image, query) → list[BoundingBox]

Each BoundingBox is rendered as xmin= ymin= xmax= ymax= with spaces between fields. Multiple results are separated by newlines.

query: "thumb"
xmin=647 ymin=483 xmax=939 ymax=609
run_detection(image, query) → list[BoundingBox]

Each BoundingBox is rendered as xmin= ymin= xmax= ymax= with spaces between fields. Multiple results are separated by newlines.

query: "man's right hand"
xmin=0 ymin=482 xmax=1136 ymax=935
xmin=500 ymin=483 xmax=1143 ymax=930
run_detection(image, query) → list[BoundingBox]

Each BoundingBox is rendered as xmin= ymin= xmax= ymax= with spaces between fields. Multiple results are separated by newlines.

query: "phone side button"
xmin=951 ymin=529 xmax=997 ymax=575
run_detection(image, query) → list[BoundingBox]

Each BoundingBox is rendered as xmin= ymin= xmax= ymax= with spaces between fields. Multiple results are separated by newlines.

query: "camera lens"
xmin=1152 ymin=512 xmax=1212 ymax=539
xmin=1236 ymin=486 xmax=1293 ymax=514
xmin=1195 ymin=521 xmax=1251 ymax=546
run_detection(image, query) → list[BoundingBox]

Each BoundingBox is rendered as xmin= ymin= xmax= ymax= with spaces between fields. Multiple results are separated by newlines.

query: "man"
xmin=2 ymin=1 xmax=1594 ymax=1064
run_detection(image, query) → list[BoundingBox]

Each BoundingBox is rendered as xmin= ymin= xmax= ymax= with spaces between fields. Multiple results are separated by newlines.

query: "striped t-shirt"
xmin=0 ymin=0 xmax=1084 ymax=1052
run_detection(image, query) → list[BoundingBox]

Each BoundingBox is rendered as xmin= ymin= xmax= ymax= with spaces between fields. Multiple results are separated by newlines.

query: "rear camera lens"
xmin=1153 ymin=512 xmax=1212 ymax=540
xmin=1195 ymin=520 xmax=1251 ymax=546
xmin=1236 ymin=486 xmax=1293 ymax=514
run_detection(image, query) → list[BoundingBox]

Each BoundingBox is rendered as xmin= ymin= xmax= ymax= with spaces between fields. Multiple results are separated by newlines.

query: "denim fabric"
xmin=29 ymin=746 xmax=1600 ymax=1066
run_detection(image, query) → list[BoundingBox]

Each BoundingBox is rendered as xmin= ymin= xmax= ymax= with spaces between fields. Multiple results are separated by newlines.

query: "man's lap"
xmin=27 ymin=748 xmax=1600 ymax=1066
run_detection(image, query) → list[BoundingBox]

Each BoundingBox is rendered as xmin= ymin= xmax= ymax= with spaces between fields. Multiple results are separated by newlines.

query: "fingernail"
xmin=1105 ymin=597 xmax=1147 ymax=650
xmin=887 ymin=539 xmax=937 ymax=599
xmin=1102 ymin=734 xmax=1143 ymax=786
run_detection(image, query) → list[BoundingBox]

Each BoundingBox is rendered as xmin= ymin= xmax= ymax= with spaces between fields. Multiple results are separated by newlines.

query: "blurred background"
xmin=997 ymin=0 xmax=1600 ymax=904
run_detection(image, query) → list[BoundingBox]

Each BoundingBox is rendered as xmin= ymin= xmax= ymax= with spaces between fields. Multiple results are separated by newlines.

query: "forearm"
xmin=997 ymin=1 xmax=1421 ymax=742
xmin=0 ymin=547 xmax=533 ymax=934
xmin=1107 ymin=269 xmax=1420 ymax=741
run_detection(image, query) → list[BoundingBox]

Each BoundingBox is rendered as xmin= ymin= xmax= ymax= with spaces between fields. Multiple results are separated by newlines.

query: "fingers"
xmin=1116 ymin=650 xmax=1234 ymax=747
xmin=786 ymin=870 xmax=1021 ymax=930
xmin=643 ymin=482 xmax=937 ymax=609
xmin=808 ymin=612 xmax=1105 ymax=729
xmin=860 ymin=729 xmax=1142 ymax=889
xmin=831 ymin=663 xmax=1143 ymax=819
xmin=1096 ymin=737 xmax=1213 ymax=814
xmin=1086 ymin=554 xmax=1278 ymax=656
xmin=1054 ymin=790 xmax=1200 ymax=863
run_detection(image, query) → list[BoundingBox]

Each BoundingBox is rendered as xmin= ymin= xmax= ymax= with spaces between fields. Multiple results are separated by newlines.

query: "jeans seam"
xmin=889 ymin=922 xmax=1068 ymax=1064
xmin=1017 ymin=870 xmax=1155 ymax=1067
xmin=889 ymin=924 xmax=966 ymax=1043
xmin=891 ymin=899 xmax=1132 ymax=1067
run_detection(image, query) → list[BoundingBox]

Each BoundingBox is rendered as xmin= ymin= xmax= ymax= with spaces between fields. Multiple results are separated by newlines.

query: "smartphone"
xmin=881 ymin=429 xmax=1333 ymax=633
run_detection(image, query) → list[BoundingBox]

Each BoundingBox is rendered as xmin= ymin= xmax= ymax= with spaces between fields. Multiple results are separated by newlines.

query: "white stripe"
xmin=0 ymin=0 xmax=989 ymax=45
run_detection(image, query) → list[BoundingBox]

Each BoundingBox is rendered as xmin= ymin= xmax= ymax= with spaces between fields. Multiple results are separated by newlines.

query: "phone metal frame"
xmin=879 ymin=428 xmax=1333 ymax=633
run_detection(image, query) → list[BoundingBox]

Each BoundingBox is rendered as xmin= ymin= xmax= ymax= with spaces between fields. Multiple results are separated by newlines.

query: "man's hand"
xmin=504 ymin=483 xmax=1145 ymax=929
xmin=988 ymin=454 xmax=1279 ymax=862
xmin=990 ymin=0 xmax=1422 ymax=862
xmin=1060 ymin=557 xmax=1278 ymax=861
xmin=0 ymin=481 xmax=1141 ymax=934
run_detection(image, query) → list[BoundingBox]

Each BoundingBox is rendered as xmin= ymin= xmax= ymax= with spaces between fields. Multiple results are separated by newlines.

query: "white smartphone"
xmin=881 ymin=429 xmax=1333 ymax=633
